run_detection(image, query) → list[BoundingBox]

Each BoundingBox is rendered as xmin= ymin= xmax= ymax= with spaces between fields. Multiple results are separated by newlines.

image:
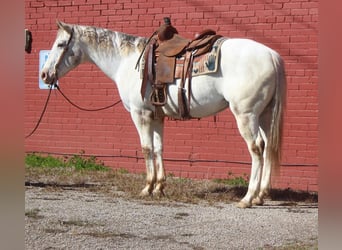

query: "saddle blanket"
xmin=174 ymin=37 xmax=226 ymax=78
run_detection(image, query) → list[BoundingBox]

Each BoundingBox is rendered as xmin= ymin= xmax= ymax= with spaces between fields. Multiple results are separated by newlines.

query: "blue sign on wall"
xmin=39 ymin=50 xmax=58 ymax=89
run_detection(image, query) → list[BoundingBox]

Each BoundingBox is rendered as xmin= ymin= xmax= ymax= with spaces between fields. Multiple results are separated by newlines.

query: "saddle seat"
xmin=156 ymin=29 xmax=217 ymax=57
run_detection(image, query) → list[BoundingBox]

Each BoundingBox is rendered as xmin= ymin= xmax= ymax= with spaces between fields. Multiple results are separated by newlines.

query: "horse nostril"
xmin=41 ymin=72 xmax=47 ymax=81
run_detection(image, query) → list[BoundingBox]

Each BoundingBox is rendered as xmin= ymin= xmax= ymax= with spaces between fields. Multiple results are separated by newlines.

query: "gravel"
xmin=25 ymin=186 xmax=318 ymax=249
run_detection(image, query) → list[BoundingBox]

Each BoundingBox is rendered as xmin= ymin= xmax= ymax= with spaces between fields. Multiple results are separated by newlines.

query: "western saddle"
xmin=138 ymin=17 xmax=222 ymax=119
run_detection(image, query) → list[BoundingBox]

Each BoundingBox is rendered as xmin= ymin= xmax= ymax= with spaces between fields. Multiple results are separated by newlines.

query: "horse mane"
xmin=73 ymin=24 xmax=147 ymax=56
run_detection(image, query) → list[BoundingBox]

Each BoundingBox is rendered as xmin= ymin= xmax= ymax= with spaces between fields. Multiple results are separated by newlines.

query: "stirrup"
xmin=150 ymin=87 xmax=167 ymax=106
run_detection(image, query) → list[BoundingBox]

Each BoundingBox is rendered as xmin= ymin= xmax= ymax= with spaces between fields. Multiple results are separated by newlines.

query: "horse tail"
xmin=268 ymin=51 xmax=286 ymax=173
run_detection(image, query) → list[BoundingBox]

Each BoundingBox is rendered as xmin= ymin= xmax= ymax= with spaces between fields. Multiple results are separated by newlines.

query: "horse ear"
xmin=56 ymin=20 xmax=73 ymax=34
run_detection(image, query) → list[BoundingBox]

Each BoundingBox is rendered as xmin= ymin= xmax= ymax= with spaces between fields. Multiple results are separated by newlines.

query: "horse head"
xmin=40 ymin=20 xmax=84 ymax=86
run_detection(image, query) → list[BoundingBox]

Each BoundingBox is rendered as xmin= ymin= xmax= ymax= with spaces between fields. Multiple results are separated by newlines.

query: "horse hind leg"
xmin=252 ymin=130 xmax=267 ymax=206
xmin=234 ymin=113 xmax=264 ymax=208
xmin=252 ymin=107 xmax=274 ymax=205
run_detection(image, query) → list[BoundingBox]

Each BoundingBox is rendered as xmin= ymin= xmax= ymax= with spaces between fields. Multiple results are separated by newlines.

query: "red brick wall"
xmin=24 ymin=0 xmax=318 ymax=192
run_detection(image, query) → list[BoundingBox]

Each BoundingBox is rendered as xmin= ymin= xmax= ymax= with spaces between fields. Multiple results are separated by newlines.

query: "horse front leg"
xmin=152 ymin=117 xmax=166 ymax=197
xmin=130 ymin=109 xmax=156 ymax=197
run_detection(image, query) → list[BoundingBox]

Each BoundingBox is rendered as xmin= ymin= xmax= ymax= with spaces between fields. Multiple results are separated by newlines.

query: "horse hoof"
xmin=152 ymin=189 xmax=165 ymax=198
xmin=236 ymin=201 xmax=252 ymax=209
xmin=252 ymin=197 xmax=264 ymax=206
xmin=139 ymin=189 xmax=151 ymax=197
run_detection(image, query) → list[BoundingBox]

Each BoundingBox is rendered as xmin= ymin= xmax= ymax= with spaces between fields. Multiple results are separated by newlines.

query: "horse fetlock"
xmin=155 ymin=181 xmax=165 ymax=191
xmin=236 ymin=200 xmax=252 ymax=209
xmin=156 ymin=175 xmax=166 ymax=184
xmin=142 ymin=147 xmax=153 ymax=158
xmin=252 ymin=196 xmax=264 ymax=206
xmin=260 ymin=187 xmax=270 ymax=196
xmin=140 ymin=185 xmax=153 ymax=197
xmin=152 ymin=188 xmax=165 ymax=198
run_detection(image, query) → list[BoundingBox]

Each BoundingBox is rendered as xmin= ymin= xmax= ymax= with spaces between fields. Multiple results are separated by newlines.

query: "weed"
xmin=167 ymin=172 xmax=175 ymax=178
xmin=116 ymin=168 xmax=129 ymax=174
xmin=66 ymin=154 xmax=107 ymax=171
xmin=213 ymin=173 xmax=249 ymax=187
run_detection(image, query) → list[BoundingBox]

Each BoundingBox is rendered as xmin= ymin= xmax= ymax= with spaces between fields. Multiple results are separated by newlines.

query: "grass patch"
xmin=213 ymin=172 xmax=249 ymax=187
xmin=25 ymin=152 xmax=108 ymax=171
xmin=116 ymin=168 xmax=130 ymax=174
xmin=25 ymin=154 xmax=65 ymax=168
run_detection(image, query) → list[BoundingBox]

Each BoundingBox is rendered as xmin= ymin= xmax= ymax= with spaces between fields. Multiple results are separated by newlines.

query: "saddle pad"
xmin=175 ymin=37 xmax=226 ymax=78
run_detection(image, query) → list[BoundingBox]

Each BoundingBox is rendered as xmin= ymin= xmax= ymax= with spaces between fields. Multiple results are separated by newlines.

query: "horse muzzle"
xmin=40 ymin=70 xmax=57 ymax=86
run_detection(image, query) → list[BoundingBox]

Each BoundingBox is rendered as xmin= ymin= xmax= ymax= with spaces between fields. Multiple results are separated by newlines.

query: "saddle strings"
xmin=135 ymin=31 xmax=157 ymax=71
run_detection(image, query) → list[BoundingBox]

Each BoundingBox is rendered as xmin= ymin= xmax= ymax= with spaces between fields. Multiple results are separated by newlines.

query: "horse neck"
xmin=78 ymin=28 xmax=146 ymax=84
xmin=80 ymin=39 xmax=120 ymax=81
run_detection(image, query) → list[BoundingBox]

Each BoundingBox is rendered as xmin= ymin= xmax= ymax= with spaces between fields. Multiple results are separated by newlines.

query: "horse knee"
xmin=251 ymin=141 xmax=263 ymax=158
xmin=257 ymin=137 xmax=265 ymax=154
xmin=142 ymin=146 xmax=153 ymax=158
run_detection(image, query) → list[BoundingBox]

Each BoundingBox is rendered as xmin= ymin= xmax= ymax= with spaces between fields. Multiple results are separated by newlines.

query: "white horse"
xmin=41 ymin=21 xmax=286 ymax=208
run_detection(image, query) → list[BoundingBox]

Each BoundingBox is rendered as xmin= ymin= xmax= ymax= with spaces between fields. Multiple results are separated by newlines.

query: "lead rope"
xmin=25 ymin=83 xmax=122 ymax=139
xmin=55 ymin=85 xmax=122 ymax=112
xmin=25 ymin=86 xmax=53 ymax=139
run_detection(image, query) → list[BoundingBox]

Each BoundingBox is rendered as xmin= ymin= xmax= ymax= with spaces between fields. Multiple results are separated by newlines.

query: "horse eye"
xmin=57 ymin=42 xmax=66 ymax=48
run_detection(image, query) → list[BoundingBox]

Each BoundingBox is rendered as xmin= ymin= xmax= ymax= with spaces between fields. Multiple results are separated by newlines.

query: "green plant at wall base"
xmin=25 ymin=152 xmax=108 ymax=171
xmin=116 ymin=168 xmax=129 ymax=174
xmin=213 ymin=173 xmax=249 ymax=187
xmin=25 ymin=153 xmax=66 ymax=168
xmin=65 ymin=154 xmax=108 ymax=171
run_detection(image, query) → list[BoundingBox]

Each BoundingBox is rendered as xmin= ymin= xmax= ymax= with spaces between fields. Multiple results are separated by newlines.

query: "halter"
xmin=52 ymin=27 xmax=74 ymax=83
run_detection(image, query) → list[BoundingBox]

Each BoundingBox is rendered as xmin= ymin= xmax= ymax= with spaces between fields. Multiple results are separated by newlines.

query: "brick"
xmin=147 ymin=8 xmax=162 ymax=14
xmin=230 ymin=5 xmax=248 ymax=11
xmin=58 ymin=0 xmax=72 ymax=6
xmin=30 ymin=1 xmax=45 ymax=7
xmin=291 ymin=8 xmax=309 ymax=16
xmin=212 ymin=5 xmax=230 ymax=12
xmin=238 ymin=10 xmax=255 ymax=17
xmin=187 ymin=12 xmax=204 ymax=19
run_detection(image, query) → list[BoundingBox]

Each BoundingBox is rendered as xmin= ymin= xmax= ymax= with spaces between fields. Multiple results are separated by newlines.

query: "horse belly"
xmin=162 ymin=78 xmax=229 ymax=118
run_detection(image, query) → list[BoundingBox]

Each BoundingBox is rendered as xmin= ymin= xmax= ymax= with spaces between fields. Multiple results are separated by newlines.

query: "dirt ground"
xmin=25 ymin=168 xmax=318 ymax=249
